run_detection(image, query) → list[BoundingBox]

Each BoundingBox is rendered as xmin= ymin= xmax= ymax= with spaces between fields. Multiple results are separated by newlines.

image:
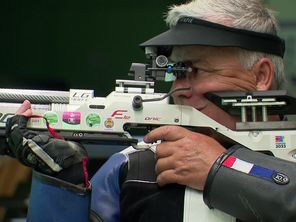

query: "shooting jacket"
xmin=28 ymin=145 xmax=296 ymax=222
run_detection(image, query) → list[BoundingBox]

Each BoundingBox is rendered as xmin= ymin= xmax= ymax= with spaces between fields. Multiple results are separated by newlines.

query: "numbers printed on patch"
xmin=275 ymin=143 xmax=286 ymax=148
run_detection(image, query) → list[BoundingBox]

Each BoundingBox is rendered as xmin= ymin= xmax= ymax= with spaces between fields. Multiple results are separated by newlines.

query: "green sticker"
xmin=43 ymin=112 xmax=58 ymax=126
xmin=86 ymin=113 xmax=101 ymax=127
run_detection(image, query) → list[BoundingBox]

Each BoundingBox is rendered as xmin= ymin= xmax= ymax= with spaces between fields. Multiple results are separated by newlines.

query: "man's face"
xmin=170 ymin=45 xmax=258 ymax=129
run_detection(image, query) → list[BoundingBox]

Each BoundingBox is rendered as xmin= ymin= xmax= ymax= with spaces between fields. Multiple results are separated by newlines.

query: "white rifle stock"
xmin=0 ymin=80 xmax=296 ymax=162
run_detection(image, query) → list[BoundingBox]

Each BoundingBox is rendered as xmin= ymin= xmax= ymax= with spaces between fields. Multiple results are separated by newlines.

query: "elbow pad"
xmin=203 ymin=145 xmax=296 ymax=222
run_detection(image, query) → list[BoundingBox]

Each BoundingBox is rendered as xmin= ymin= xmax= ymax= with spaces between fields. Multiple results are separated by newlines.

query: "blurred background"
xmin=0 ymin=0 xmax=295 ymax=221
xmin=1 ymin=0 xmax=181 ymax=94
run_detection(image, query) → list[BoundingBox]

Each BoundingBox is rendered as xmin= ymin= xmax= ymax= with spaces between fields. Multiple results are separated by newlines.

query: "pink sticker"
xmin=62 ymin=112 xmax=81 ymax=125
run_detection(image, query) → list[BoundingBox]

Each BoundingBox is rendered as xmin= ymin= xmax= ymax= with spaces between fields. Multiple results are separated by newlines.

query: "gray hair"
xmin=165 ymin=0 xmax=285 ymax=89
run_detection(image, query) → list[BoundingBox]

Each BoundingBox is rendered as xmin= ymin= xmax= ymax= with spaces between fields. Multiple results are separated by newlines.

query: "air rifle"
xmin=0 ymin=47 xmax=296 ymax=162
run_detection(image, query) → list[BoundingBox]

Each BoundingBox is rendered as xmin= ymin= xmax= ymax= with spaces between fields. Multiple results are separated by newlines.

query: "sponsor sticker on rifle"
xmin=62 ymin=112 xmax=81 ymax=129
xmin=275 ymin=135 xmax=286 ymax=148
xmin=70 ymin=89 xmax=94 ymax=104
xmin=43 ymin=111 xmax=59 ymax=126
xmin=86 ymin=113 xmax=101 ymax=127
xmin=111 ymin=110 xmax=130 ymax=120
xmin=104 ymin=118 xmax=114 ymax=129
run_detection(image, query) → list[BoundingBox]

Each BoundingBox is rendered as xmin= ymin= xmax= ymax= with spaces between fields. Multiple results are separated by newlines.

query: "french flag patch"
xmin=222 ymin=155 xmax=289 ymax=185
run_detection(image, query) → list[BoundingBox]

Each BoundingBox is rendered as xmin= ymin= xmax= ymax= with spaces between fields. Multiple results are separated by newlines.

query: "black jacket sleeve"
xmin=203 ymin=145 xmax=296 ymax=222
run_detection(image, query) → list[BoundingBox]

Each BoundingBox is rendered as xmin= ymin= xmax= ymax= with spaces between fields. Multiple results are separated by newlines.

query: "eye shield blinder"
xmin=140 ymin=17 xmax=285 ymax=58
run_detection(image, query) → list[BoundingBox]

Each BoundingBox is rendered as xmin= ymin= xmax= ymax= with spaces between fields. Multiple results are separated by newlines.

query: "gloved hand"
xmin=5 ymin=100 xmax=89 ymax=186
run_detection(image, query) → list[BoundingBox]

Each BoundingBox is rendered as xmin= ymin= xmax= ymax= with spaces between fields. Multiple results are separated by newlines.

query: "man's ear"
xmin=252 ymin=58 xmax=274 ymax=91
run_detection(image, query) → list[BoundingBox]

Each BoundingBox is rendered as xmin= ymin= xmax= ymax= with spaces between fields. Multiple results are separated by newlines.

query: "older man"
xmin=4 ymin=0 xmax=295 ymax=221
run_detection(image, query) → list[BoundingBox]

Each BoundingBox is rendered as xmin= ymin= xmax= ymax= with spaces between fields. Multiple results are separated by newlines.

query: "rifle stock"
xmin=0 ymin=81 xmax=296 ymax=162
xmin=1 ymin=51 xmax=296 ymax=162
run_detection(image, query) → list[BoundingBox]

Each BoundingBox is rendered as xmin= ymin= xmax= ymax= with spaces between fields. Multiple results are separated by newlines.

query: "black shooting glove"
xmin=5 ymin=115 xmax=89 ymax=185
